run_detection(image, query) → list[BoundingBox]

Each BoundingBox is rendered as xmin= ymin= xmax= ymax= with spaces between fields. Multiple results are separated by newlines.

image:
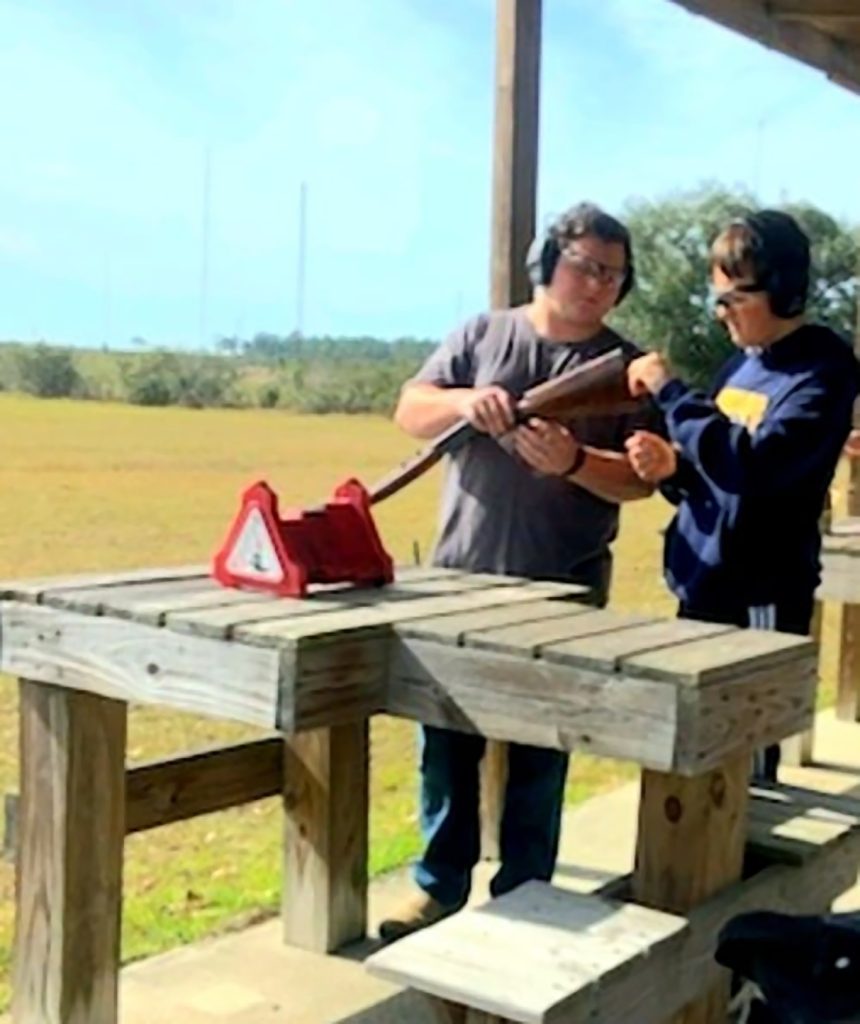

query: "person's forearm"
xmin=394 ymin=384 xmax=473 ymax=439
xmin=569 ymin=448 xmax=654 ymax=503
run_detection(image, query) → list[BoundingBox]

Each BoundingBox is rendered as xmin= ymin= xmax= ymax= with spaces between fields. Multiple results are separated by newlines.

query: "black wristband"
xmin=564 ymin=446 xmax=587 ymax=478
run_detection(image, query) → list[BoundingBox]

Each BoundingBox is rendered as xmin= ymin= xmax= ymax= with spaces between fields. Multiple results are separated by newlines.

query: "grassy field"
xmin=0 ymin=394 xmax=842 ymax=1009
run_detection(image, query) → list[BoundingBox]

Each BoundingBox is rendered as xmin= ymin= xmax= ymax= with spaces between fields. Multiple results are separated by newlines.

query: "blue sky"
xmin=1 ymin=0 xmax=858 ymax=349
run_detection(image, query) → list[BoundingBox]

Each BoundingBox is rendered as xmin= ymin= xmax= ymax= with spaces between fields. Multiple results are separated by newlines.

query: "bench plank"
xmin=623 ymin=630 xmax=814 ymax=686
xmin=395 ymin=598 xmax=587 ymax=645
xmin=239 ymin=583 xmax=584 ymax=646
xmin=0 ymin=602 xmax=282 ymax=728
xmin=367 ymin=882 xmax=686 ymax=1024
xmin=388 ymin=638 xmax=678 ymax=768
xmin=466 ymin=611 xmax=655 ymax=657
xmin=540 ymin=620 xmax=736 ymax=671
xmin=0 ymin=565 xmax=207 ymax=603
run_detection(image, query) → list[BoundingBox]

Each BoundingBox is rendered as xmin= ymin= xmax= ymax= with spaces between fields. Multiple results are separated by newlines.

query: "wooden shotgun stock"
xmin=369 ymin=347 xmax=638 ymax=505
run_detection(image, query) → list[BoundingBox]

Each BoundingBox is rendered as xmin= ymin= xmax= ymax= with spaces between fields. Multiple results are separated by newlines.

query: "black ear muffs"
xmin=525 ymin=219 xmax=635 ymax=306
xmin=731 ymin=211 xmax=809 ymax=318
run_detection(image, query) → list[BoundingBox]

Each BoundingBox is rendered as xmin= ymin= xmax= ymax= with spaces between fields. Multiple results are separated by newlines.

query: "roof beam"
xmin=669 ymin=0 xmax=860 ymax=95
xmin=770 ymin=1 xmax=860 ymax=18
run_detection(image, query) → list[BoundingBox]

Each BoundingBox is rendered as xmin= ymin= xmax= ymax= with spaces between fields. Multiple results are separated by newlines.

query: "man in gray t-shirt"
xmin=379 ymin=202 xmax=661 ymax=944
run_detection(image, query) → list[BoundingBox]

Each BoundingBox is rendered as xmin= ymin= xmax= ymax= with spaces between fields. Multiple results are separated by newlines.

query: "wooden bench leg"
xmin=836 ymin=603 xmax=860 ymax=723
xmin=633 ymin=751 xmax=751 ymax=1024
xmin=13 ymin=680 xmax=127 ymax=1024
xmin=282 ymin=720 xmax=369 ymax=952
xmin=782 ymin=598 xmax=822 ymax=765
xmin=480 ymin=740 xmax=508 ymax=861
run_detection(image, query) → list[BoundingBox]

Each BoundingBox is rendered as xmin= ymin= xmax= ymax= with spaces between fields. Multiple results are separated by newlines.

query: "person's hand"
xmin=514 ymin=418 xmax=580 ymax=476
xmin=627 ymin=353 xmax=672 ymax=397
xmin=458 ymin=385 xmax=516 ymax=436
xmin=625 ymin=430 xmax=678 ymax=483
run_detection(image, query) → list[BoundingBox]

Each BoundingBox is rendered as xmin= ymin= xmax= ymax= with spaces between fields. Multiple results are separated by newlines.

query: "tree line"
xmin=1 ymin=186 xmax=856 ymax=412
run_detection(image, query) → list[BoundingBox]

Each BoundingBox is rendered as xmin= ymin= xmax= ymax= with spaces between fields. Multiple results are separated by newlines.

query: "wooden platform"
xmin=0 ymin=565 xmax=822 ymax=1024
xmin=0 ymin=564 xmax=816 ymax=772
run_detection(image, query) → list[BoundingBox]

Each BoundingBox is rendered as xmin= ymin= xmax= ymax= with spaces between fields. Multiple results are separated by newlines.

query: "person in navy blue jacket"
xmin=624 ymin=210 xmax=860 ymax=781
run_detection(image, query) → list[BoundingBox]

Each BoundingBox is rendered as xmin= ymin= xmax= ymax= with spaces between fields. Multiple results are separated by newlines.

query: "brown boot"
xmin=377 ymin=889 xmax=464 ymax=944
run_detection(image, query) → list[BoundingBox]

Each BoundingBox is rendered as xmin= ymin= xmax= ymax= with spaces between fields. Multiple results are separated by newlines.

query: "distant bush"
xmin=16 ymin=345 xmax=84 ymax=398
xmin=121 ymin=352 xmax=239 ymax=408
xmin=0 ymin=335 xmax=430 ymax=414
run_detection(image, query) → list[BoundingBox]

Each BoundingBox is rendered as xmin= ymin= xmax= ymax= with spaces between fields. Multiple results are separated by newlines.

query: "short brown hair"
xmin=710 ymin=210 xmax=810 ymax=317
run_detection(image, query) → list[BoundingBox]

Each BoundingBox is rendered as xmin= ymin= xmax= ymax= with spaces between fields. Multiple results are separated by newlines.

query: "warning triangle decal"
xmin=224 ymin=506 xmax=284 ymax=583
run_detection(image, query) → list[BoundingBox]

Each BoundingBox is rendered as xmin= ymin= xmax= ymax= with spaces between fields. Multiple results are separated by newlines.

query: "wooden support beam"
xmin=836 ymin=602 xmax=860 ymax=722
xmin=633 ymin=751 xmax=751 ymax=1024
xmin=483 ymin=0 xmax=543 ymax=859
xmin=4 ymin=737 xmax=284 ymax=859
xmin=489 ymin=0 xmax=542 ymax=309
xmin=781 ymin=597 xmax=822 ymax=765
xmin=13 ymin=681 xmax=126 ymax=1024
xmin=669 ymin=0 xmax=860 ymax=96
xmin=282 ymin=722 xmax=369 ymax=952
xmin=770 ymin=2 xmax=860 ymax=21
xmin=126 ymin=736 xmax=283 ymax=833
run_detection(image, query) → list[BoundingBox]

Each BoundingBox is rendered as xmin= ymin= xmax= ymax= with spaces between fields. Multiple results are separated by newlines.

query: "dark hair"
xmin=553 ymin=202 xmax=633 ymax=259
xmin=710 ymin=210 xmax=810 ymax=318
xmin=526 ymin=202 xmax=635 ymax=302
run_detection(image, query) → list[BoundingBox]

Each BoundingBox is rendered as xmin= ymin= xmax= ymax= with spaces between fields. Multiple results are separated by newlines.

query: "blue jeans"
xmin=414 ymin=725 xmax=568 ymax=906
xmin=412 ymin=558 xmax=609 ymax=906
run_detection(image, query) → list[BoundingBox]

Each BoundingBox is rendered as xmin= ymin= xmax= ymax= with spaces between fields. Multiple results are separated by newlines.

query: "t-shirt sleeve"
xmin=411 ymin=315 xmax=487 ymax=389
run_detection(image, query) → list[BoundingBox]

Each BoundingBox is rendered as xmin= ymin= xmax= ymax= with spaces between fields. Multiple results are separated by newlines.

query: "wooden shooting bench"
xmin=783 ymin=516 xmax=860 ymax=767
xmin=0 ymin=563 xmax=849 ymax=1024
xmin=820 ymin=517 xmax=860 ymax=723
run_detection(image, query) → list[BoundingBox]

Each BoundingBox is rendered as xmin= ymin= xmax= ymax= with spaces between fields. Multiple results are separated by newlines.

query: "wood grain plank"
xmin=14 ymin=681 xmax=126 ymax=1024
xmin=167 ymin=572 xmax=539 ymax=641
xmin=633 ymin=751 xmax=751 ymax=1024
xmin=0 ymin=565 xmax=207 ymax=603
xmin=395 ymin=598 xmax=586 ymax=645
xmin=674 ymin=655 xmax=818 ymax=772
xmin=167 ymin=593 xmax=375 ymax=640
xmin=367 ymin=881 xmax=686 ymax=1024
xmin=540 ymin=620 xmax=736 ymax=671
xmin=74 ymin=570 xmax=453 ymax=625
xmin=43 ymin=577 xmax=225 ymax=623
xmin=0 ymin=601 xmax=282 ymax=728
xmin=125 ymin=737 xmax=283 ymax=833
xmin=465 ymin=610 xmax=656 ymax=657
xmin=239 ymin=583 xmax=585 ymax=647
xmin=835 ymin=603 xmax=860 ymax=721
xmin=388 ymin=638 xmax=678 ymax=768
xmin=622 ymin=629 xmax=814 ymax=686
xmin=282 ymin=722 xmax=369 ymax=952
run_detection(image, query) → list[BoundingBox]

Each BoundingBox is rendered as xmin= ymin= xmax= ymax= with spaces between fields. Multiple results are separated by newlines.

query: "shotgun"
xmin=369 ymin=346 xmax=637 ymax=504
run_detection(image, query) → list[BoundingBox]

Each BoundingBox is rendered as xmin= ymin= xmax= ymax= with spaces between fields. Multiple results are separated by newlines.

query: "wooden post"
xmin=834 ymin=276 xmax=860 ymax=721
xmin=490 ymin=0 xmax=541 ymax=310
xmin=781 ymin=597 xmax=822 ymax=765
xmin=13 ymin=681 xmax=127 ymax=1024
xmin=282 ymin=721 xmax=369 ymax=952
xmin=479 ymin=740 xmax=509 ymax=860
xmin=632 ymin=751 xmax=751 ymax=1024
xmin=482 ymin=0 xmax=543 ymax=858
xmin=846 ymin=290 xmax=860 ymax=518
xmin=836 ymin=602 xmax=860 ymax=722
